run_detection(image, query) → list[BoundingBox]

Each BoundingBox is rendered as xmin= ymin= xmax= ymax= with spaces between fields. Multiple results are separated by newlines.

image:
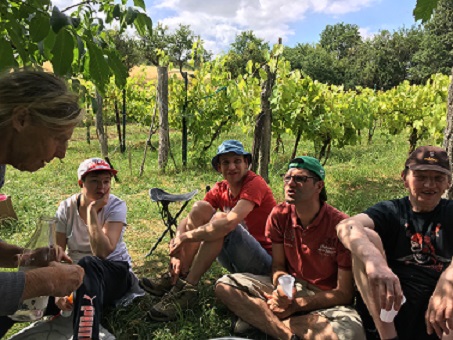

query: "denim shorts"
xmin=217 ymin=224 xmax=272 ymax=276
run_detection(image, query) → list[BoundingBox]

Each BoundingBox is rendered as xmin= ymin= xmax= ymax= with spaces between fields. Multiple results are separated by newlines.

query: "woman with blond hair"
xmin=0 ymin=69 xmax=85 ymax=336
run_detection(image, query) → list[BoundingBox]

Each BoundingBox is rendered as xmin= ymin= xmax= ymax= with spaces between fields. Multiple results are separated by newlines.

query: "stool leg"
xmin=145 ymin=227 xmax=172 ymax=257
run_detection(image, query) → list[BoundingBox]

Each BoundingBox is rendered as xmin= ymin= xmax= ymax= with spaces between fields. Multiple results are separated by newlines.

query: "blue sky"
xmin=143 ymin=0 xmax=419 ymax=54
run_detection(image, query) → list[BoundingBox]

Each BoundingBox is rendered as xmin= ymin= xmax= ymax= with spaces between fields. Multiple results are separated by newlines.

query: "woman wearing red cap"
xmin=51 ymin=158 xmax=143 ymax=339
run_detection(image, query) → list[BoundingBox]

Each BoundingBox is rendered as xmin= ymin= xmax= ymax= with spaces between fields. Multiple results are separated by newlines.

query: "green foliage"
xmin=414 ymin=0 xmax=440 ymax=22
xmin=283 ymin=43 xmax=343 ymax=85
xmin=319 ymin=22 xmax=362 ymax=59
xmin=345 ymin=27 xmax=424 ymax=90
xmin=138 ymin=23 xmax=210 ymax=69
xmin=410 ymin=0 xmax=453 ymax=83
xmin=223 ymin=31 xmax=270 ymax=78
xmin=0 ymin=0 xmax=152 ymax=94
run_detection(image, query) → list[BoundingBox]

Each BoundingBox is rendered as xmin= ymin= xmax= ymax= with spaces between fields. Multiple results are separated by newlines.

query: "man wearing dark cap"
xmin=141 ymin=140 xmax=276 ymax=321
xmin=337 ymin=145 xmax=453 ymax=340
xmin=215 ymin=156 xmax=364 ymax=339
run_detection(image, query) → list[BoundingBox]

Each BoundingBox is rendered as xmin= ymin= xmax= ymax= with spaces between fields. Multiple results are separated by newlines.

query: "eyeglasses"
xmin=282 ymin=175 xmax=317 ymax=184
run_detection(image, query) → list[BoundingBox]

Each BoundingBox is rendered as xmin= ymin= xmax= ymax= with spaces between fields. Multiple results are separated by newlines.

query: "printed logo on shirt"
xmin=317 ymin=237 xmax=337 ymax=257
xmin=399 ymin=221 xmax=448 ymax=272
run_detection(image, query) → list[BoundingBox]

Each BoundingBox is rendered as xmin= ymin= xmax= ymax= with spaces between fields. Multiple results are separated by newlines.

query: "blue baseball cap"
xmin=211 ymin=140 xmax=252 ymax=171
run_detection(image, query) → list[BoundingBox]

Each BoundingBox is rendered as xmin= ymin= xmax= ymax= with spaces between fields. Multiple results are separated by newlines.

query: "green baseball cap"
xmin=288 ymin=156 xmax=327 ymax=201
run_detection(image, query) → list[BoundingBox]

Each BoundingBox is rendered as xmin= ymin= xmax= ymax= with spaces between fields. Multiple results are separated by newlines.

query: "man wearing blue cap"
xmin=141 ymin=140 xmax=277 ymax=321
xmin=215 ymin=156 xmax=364 ymax=339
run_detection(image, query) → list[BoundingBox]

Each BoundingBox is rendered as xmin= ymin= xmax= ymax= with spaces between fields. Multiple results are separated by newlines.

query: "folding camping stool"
xmin=145 ymin=188 xmax=199 ymax=257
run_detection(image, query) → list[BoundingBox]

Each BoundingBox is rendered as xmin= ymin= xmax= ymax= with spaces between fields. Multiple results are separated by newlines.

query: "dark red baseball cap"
xmin=405 ymin=146 xmax=451 ymax=176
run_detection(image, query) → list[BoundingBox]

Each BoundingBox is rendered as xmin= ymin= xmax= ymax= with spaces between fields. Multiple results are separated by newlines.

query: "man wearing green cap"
xmin=215 ymin=156 xmax=364 ymax=339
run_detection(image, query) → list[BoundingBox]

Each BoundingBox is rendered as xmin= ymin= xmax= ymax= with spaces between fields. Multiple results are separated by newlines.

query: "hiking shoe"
xmin=147 ymin=279 xmax=198 ymax=321
xmin=232 ymin=316 xmax=253 ymax=334
xmin=139 ymin=272 xmax=173 ymax=297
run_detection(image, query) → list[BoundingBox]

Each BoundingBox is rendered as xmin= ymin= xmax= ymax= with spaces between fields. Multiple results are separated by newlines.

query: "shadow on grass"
xmin=104 ymin=248 xmax=244 ymax=339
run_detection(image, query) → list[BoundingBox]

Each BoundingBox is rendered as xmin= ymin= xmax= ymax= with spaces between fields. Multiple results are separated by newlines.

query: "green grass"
xmin=2 ymin=124 xmax=436 ymax=339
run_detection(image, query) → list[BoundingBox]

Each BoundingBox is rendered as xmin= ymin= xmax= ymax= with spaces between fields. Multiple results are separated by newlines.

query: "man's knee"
xmin=214 ymin=282 xmax=230 ymax=301
xmin=78 ymin=256 xmax=101 ymax=270
xmin=187 ymin=201 xmax=215 ymax=227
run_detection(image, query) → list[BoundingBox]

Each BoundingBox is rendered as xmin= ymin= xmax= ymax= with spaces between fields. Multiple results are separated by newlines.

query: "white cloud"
xmin=50 ymin=0 xmax=383 ymax=55
xmin=359 ymin=27 xmax=376 ymax=41
xmin=151 ymin=0 xmax=380 ymax=54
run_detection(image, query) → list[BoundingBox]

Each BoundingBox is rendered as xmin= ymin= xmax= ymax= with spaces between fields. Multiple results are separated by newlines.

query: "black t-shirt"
xmin=365 ymin=197 xmax=453 ymax=290
xmin=361 ymin=197 xmax=453 ymax=339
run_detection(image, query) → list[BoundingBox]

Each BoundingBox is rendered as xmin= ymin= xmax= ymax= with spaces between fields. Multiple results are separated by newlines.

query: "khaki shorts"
xmin=217 ymin=273 xmax=365 ymax=340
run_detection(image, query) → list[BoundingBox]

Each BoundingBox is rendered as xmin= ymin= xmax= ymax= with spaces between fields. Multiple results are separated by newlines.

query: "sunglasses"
xmin=282 ymin=175 xmax=317 ymax=184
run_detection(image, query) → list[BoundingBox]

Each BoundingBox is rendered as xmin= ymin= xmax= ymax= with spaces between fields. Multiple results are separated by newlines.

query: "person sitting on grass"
xmin=215 ymin=156 xmax=365 ymax=339
xmin=336 ymin=145 xmax=453 ymax=340
xmin=140 ymin=140 xmax=277 ymax=321
xmin=9 ymin=158 xmax=144 ymax=340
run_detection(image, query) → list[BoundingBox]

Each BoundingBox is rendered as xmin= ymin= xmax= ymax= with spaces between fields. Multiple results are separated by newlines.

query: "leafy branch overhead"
xmin=0 ymin=0 xmax=152 ymax=94
xmin=413 ymin=0 xmax=440 ymax=22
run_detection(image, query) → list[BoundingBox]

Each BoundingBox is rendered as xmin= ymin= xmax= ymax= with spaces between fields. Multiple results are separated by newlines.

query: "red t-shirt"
xmin=204 ymin=171 xmax=276 ymax=253
xmin=266 ymin=202 xmax=351 ymax=291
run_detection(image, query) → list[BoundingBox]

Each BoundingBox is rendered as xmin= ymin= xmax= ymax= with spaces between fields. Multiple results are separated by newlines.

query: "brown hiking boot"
xmin=147 ymin=279 xmax=198 ymax=321
xmin=139 ymin=272 xmax=173 ymax=297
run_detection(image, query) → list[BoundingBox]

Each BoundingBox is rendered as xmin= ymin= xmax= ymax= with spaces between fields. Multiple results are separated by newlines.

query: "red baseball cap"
xmin=77 ymin=158 xmax=118 ymax=181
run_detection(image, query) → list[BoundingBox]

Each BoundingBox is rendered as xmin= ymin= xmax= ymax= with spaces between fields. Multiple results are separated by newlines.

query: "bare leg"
xmin=185 ymin=238 xmax=224 ymax=285
xmin=185 ymin=211 xmax=229 ymax=285
xmin=215 ymin=282 xmax=293 ymax=340
xmin=354 ymin=228 xmax=397 ymax=339
xmin=283 ymin=314 xmax=338 ymax=340
xmin=176 ymin=201 xmax=215 ymax=275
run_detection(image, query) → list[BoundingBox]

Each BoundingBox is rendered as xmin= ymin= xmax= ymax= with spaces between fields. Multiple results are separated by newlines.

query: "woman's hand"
xmin=55 ymin=294 xmax=74 ymax=312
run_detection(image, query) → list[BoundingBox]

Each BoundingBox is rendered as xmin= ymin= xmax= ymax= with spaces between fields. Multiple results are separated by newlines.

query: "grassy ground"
xmin=1 ymin=124 xmax=434 ymax=339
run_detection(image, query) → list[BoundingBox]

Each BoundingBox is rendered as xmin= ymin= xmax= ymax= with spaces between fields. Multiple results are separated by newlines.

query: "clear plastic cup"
xmin=278 ymin=274 xmax=295 ymax=299
xmin=380 ymin=295 xmax=406 ymax=323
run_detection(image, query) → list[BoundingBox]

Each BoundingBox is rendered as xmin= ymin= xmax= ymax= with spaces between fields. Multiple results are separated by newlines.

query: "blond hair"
xmin=0 ymin=69 xmax=83 ymax=128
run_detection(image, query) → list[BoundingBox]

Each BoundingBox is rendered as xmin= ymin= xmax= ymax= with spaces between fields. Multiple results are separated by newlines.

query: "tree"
xmin=319 ymin=23 xmax=362 ymax=60
xmin=109 ymin=30 xmax=143 ymax=71
xmin=224 ymin=31 xmax=270 ymax=78
xmin=413 ymin=0 xmax=453 ymax=199
xmin=0 ymin=0 xmax=152 ymax=94
xmin=344 ymin=27 xmax=424 ymax=90
xmin=410 ymin=0 xmax=453 ymax=83
xmin=139 ymin=23 xmax=169 ymax=66
xmin=283 ymin=43 xmax=343 ymax=85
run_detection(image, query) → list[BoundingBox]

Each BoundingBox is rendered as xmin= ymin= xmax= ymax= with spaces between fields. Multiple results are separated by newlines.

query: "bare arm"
xmin=336 ymin=214 xmax=403 ymax=311
xmin=292 ymin=268 xmax=354 ymax=313
xmin=170 ymin=199 xmax=255 ymax=254
xmin=0 ymin=241 xmax=24 ymax=267
xmin=56 ymin=232 xmax=67 ymax=251
xmin=271 ymin=242 xmax=289 ymax=286
xmin=86 ymin=192 xmax=124 ymax=259
xmin=22 ymin=262 xmax=84 ymax=300
xmin=0 ymin=240 xmax=72 ymax=268
xmin=425 ymin=261 xmax=453 ymax=338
